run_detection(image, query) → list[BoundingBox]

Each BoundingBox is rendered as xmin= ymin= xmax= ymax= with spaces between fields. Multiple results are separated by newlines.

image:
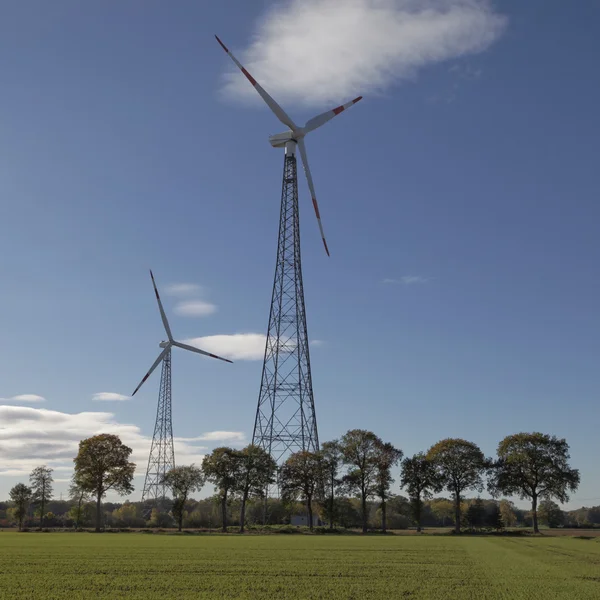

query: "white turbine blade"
xmin=215 ymin=35 xmax=297 ymax=131
xmin=303 ymin=96 xmax=363 ymax=134
xmin=150 ymin=270 xmax=173 ymax=341
xmin=297 ymin=138 xmax=329 ymax=257
xmin=131 ymin=347 xmax=170 ymax=396
xmin=172 ymin=340 xmax=233 ymax=364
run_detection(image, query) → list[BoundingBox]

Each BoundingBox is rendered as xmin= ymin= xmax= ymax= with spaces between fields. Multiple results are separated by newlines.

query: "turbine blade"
xmin=131 ymin=347 xmax=170 ymax=396
xmin=215 ymin=35 xmax=297 ymax=131
xmin=150 ymin=270 xmax=173 ymax=341
xmin=297 ymin=139 xmax=330 ymax=256
xmin=303 ymin=96 xmax=363 ymax=134
xmin=172 ymin=340 xmax=233 ymax=364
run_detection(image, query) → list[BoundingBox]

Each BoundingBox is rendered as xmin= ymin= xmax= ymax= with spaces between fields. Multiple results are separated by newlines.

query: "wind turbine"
xmin=215 ymin=36 xmax=363 ymax=467
xmin=133 ymin=270 xmax=231 ymax=511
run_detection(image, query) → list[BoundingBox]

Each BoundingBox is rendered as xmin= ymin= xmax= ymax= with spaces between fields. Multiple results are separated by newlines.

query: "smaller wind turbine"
xmin=133 ymin=270 xmax=231 ymax=511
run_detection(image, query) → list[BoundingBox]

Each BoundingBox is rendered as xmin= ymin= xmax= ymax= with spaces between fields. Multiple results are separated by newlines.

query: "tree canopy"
xmin=489 ymin=432 xmax=580 ymax=533
xmin=427 ymin=438 xmax=487 ymax=533
xmin=401 ymin=452 xmax=439 ymax=531
xmin=9 ymin=483 xmax=32 ymax=531
xmin=73 ymin=434 xmax=136 ymax=531
xmin=162 ymin=465 xmax=204 ymax=531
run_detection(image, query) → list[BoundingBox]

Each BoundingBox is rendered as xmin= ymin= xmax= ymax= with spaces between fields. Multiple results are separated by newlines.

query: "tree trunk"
xmin=329 ymin=474 xmax=335 ymax=529
xmin=454 ymin=490 xmax=461 ymax=534
xmin=381 ymin=497 xmax=387 ymax=533
xmin=221 ymin=490 xmax=228 ymax=533
xmin=415 ymin=494 xmax=422 ymax=532
xmin=95 ymin=492 xmax=102 ymax=532
xmin=531 ymin=494 xmax=539 ymax=534
xmin=40 ymin=496 xmax=45 ymax=530
xmin=307 ymin=494 xmax=313 ymax=531
xmin=76 ymin=492 xmax=83 ymax=529
xmin=361 ymin=486 xmax=368 ymax=534
xmin=239 ymin=489 xmax=248 ymax=533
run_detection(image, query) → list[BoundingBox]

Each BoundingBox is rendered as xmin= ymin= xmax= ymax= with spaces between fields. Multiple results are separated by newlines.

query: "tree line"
xmin=4 ymin=430 xmax=580 ymax=534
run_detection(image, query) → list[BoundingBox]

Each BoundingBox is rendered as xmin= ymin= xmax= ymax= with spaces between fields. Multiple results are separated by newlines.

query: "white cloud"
xmin=220 ymin=0 xmax=507 ymax=107
xmin=383 ymin=276 xmax=429 ymax=285
xmin=310 ymin=339 xmax=325 ymax=347
xmin=184 ymin=333 xmax=267 ymax=361
xmin=165 ymin=283 xmax=202 ymax=297
xmin=174 ymin=300 xmax=218 ymax=317
xmin=0 ymin=405 xmax=247 ymax=480
xmin=0 ymin=394 xmax=46 ymax=403
xmin=92 ymin=392 xmax=131 ymax=402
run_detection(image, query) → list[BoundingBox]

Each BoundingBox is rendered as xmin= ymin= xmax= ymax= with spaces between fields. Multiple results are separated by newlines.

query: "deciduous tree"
xmin=339 ymin=429 xmax=382 ymax=533
xmin=162 ymin=465 xmax=204 ymax=531
xmin=202 ymin=447 xmax=242 ymax=533
xmin=489 ymin=432 xmax=579 ymax=533
xmin=68 ymin=478 xmax=92 ymax=529
xmin=9 ymin=483 xmax=32 ymax=531
xmin=280 ymin=450 xmax=324 ymax=530
xmin=73 ymin=434 xmax=136 ymax=531
xmin=374 ymin=441 xmax=403 ymax=533
xmin=499 ymin=499 xmax=517 ymax=528
xmin=320 ymin=440 xmax=343 ymax=529
xmin=401 ymin=453 xmax=439 ymax=532
xmin=236 ymin=445 xmax=277 ymax=533
xmin=427 ymin=438 xmax=487 ymax=533
xmin=486 ymin=502 xmax=504 ymax=531
xmin=29 ymin=465 xmax=53 ymax=530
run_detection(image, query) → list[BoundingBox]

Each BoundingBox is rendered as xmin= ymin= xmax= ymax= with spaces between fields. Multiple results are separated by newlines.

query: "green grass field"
xmin=0 ymin=532 xmax=599 ymax=599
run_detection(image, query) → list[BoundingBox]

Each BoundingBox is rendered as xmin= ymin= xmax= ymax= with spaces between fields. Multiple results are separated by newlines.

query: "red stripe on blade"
xmin=333 ymin=105 xmax=345 ymax=115
xmin=353 ymin=96 xmax=363 ymax=104
xmin=312 ymin=198 xmax=320 ymax=218
xmin=215 ymin=36 xmax=228 ymax=53
xmin=323 ymin=238 xmax=330 ymax=256
xmin=242 ymin=68 xmax=257 ymax=86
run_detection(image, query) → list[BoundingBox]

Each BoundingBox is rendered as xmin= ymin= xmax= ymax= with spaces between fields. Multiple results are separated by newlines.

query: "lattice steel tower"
xmin=253 ymin=143 xmax=320 ymax=464
xmin=141 ymin=348 xmax=174 ymax=509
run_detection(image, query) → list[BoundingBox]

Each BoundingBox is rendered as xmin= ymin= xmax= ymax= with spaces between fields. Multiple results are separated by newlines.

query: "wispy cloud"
xmin=184 ymin=333 xmax=266 ymax=361
xmin=0 ymin=405 xmax=247 ymax=479
xmin=310 ymin=339 xmax=325 ymax=347
xmin=0 ymin=394 xmax=46 ymax=403
xmin=220 ymin=0 xmax=507 ymax=107
xmin=383 ymin=276 xmax=429 ymax=285
xmin=92 ymin=392 xmax=131 ymax=402
xmin=165 ymin=283 xmax=202 ymax=297
xmin=174 ymin=300 xmax=217 ymax=317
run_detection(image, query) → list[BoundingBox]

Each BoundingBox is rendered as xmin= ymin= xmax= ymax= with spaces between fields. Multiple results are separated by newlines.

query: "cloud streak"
xmin=184 ymin=333 xmax=267 ymax=361
xmin=174 ymin=300 xmax=217 ymax=317
xmin=383 ymin=276 xmax=429 ymax=285
xmin=165 ymin=283 xmax=202 ymax=297
xmin=0 ymin=394 xmax=46 ymax=403
xmin=92 ymin=392 xmax=131 ymax=402
xmin=220 ymin=0 xmax=507 ymax=107
xmin=0 ymin=405 xmax=246 ymax=481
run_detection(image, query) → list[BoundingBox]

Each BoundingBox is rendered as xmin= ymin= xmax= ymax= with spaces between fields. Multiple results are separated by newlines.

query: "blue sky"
xmin=1 ymin=0 xmax=599 ymax=508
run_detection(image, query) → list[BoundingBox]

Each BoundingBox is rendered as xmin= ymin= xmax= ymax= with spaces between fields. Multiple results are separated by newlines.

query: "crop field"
xmin=0 ymin=532 xmax=599 ymax=599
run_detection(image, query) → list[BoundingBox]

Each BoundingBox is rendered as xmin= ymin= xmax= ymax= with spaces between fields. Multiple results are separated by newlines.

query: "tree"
xmin=280 ymin=451 xmax=324 ymax=530
xmin=320 ymin=440 xmax=343 ymax=529
xmin=401 ymin=453 xmax=439 ymax=532
xmin=29 ymin=466 xmax=53 ymax=530
xmin=489 ymin=432 xmax=580 ymax=533
xmin=202 ymin=447 xmax=242 ymax=532
xmin=486 ymin=502 xmax=504 ymax=531
xmin=373 ymin=441 xmax=403 ymax=533
xmin=73 ymin=434 xmax=136 ymax=531
xmin=68 ymin=478 xmax=92 ymax=528
xmin=162 ymin=465 xmax=204 ymax=531
xmin=538 ymin=500 xmax=565 ymax=528
xmin=465 ymin=498 xmax=486 ymax=530
xmin=499 ymin=499 xmax=517 ymax=528
xmin=429 ymin=498 xmax=454 ymax=527
xmin=236 ymin=445 xmax=277 ymax=533
xmin=9 ymin=483 xmax=32 ymax=531
xmin=427 ymin=438 xmax=487 ymax=533
xmin=339 ymin=429 xmax=382 ymax=533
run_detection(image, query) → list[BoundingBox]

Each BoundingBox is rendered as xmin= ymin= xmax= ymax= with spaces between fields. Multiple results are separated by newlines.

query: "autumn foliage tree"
xmin=9 ymin=483 xmax=32 ymax=531
xmin=401 ymin=453 xmax=439 ymax=532
xmin=162 ymin=465 xmax=204 ymax=532
xmin=373 ymin=442 xmax=403 ymax=533
xmin=489 ymin=432 xmax=579 ymax=533
xmin=427 ymin=438 xmax=488 ymax=533
xmin=73 ymin=434 xmax=136 ymax=531
xmin=29 ymin=465 xmax=53 ymax=530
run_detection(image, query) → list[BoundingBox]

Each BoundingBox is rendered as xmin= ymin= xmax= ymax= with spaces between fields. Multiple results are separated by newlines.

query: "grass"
xmin=0 ymin=532 xmax=599 ymax=599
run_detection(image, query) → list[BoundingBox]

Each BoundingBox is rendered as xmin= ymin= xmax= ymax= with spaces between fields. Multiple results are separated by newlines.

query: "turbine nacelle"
xmin=215 ymin=34 xmax=363 ymax=257
xmin=131 ymin=270 xmax=232 ymax=397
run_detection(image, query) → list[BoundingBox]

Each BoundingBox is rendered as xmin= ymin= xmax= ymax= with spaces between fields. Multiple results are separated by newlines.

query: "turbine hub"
xmin=159 ymin=341 xmax=169 ymax=348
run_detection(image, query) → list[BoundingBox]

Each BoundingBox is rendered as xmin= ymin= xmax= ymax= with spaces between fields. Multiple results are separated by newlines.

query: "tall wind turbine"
xmin=133 ymin=270 xmax=232 ymax=510
xmin=215 ymin=36 xmax=362 ymax=465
